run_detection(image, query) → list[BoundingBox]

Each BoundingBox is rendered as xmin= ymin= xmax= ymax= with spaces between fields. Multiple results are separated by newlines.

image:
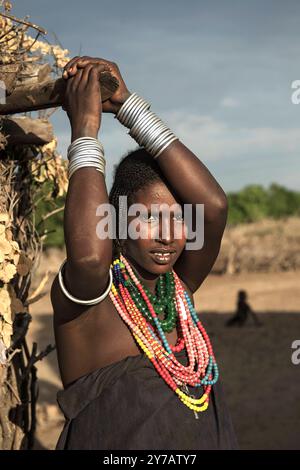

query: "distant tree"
xmin=267 ymin=183 xmax=300 ymax=219
xmin=227 ymin=184 xmax=269 ymax=225
xmin=227 ymin=183 xmax=300 ymax=226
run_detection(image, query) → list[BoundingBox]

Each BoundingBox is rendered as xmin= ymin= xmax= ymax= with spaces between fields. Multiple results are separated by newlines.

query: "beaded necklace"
xmin=109 ymin=254 xmax=219 ymax=414
xmin=128 ymin=270 xmax=178 ymax=333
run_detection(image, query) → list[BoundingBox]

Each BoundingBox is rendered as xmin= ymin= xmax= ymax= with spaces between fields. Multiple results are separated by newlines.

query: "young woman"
xmin=50 ymin=56 xmax=238 ymax=450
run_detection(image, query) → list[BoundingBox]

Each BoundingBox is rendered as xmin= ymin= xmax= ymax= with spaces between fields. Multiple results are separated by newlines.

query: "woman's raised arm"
xmin=51 ymin=57 xmax=131 ymax=323
xmin=156 ymin=139 xmax=228 ymax=293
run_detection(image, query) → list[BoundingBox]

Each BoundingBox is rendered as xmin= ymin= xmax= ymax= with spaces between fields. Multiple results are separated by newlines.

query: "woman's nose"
xmin=158 ymin=216 xmax=174 ymax=243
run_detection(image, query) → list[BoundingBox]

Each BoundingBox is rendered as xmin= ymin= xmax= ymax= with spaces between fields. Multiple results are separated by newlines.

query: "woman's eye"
xmin=149 ymin=214 xmax=159 ymax=222
xmin=140 ymin=214 xmax=159 ymax=222
xmin=139 ymin=213 xmax=183 ymax=222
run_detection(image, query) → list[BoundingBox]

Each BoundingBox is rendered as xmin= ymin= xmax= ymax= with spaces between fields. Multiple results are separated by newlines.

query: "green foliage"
xmin=227 ymin=183 xmax=300 ymax=226
xmin=33 ymin=181 xmax=65 ymax=249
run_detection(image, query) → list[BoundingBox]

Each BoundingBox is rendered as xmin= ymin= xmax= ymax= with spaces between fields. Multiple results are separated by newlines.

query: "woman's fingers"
xmin=87 ymin=64 xmax=106 ymax=89
xmin=78 ymin=59 xmax=112 ymax=74
xmin=75 ymin=63 xmax=109 ymax=91
xmin=63 ymin=56 xmax=113 ymax=78
xmin=79 ymin=63 xmax=95 ymax=89
xmin=63 ymin=56 xmax=94 ymax=77
xmin=65 ymin=64 xmax=106 ymax=95
xmin=62 ymin=56 xmax=81 ymax=77
xmin=63 ymin=56 xmax=80 ymax=69
xmin=67 ymin=68 xmax=83 ymax=93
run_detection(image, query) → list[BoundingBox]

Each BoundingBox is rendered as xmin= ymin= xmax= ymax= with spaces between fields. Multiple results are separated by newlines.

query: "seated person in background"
xmin=226 ymin=290 xmax=262 ymax=327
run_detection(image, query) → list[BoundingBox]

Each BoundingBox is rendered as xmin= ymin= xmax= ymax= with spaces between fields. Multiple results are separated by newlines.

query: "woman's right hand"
xmin=62 ymin=62 xmax=111 ymax=142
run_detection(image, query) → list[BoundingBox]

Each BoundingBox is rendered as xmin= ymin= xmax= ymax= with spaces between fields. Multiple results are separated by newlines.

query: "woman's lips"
xmin=150 ymin=252 xmax=175 ymax=264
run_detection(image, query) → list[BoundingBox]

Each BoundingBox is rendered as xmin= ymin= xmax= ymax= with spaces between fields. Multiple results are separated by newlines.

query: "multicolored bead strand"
xmin=125 ymin=269 xmax=178 ymax=333
xmin=108 ymin=254 xmax=219 ymax=414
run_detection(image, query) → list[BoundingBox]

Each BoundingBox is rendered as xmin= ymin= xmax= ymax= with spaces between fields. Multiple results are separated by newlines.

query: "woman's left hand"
xmin=62 ymin=56 xmax=132 ymax=114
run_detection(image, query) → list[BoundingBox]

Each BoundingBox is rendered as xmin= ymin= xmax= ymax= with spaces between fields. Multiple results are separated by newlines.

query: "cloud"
xmin=220 ymin=97 xmax=240 ymax=108
xmin=162 ymin=110 xmax=300 ymax=162
xmin=54 ymin=110 xmax=300 ymax=192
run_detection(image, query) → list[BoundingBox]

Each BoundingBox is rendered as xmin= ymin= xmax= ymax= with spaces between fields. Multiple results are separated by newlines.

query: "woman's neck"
xmin=122 ymin=253 xmax=159 ymax=295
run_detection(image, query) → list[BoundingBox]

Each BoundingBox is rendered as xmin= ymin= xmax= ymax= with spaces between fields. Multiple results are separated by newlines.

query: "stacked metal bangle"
xmin=115 ymin=92 xmax=179 ymax=159
xmin=115 ymin=92 xmax=151 ymax=128
xmin=67 ymin=136 xmax=106 ymax=179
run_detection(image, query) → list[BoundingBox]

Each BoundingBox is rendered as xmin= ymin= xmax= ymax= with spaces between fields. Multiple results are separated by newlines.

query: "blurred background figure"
xmin=226 ymin=290 xmax=262 ymax=327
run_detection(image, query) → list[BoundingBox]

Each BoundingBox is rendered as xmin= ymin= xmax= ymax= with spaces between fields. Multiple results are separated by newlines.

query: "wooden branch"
xmin=4 ymin=380 xmax=22 ymax=405
xmin=10 ymin=313 xmax=32 ymax=350
xmin=35 ymin=206 xmax=64 ymax=231
xmin=24 ymin=292 xmax=46 ymax=306
xmin=0 ymin=72 xmax=119 ymax=115
xmin=1 ymin=116 xmax=54 ymax=145
xmin=26 ymin=270 xmax=50 ymax=305
xmin=0 ymin=12 xmax=47 ymax=34
xmin=21 ymin=342 xmax=56 ymax=381
xmin=0 ymin=409 xmax=12 ymax=450
xmin=6 ymin=349 xmax=22 ymax=365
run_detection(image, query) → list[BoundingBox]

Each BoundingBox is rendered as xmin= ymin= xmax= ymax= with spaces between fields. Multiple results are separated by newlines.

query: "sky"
xmin=11 ymin=0 xmax=300 ymax=192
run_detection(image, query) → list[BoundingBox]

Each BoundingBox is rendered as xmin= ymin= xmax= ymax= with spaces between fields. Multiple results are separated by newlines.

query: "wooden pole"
xmin=1 ymin=117 xmax=54 ymax=145
xmin=0 ymin=72 xmax=119 ymax=115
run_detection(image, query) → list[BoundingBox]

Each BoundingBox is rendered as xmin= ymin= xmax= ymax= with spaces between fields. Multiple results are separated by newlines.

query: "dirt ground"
xmin=27 ymin=251 xmax=300 ymax=450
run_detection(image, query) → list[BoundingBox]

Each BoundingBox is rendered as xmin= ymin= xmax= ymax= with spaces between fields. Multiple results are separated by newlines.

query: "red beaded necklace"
xmin=109 ymin=254 xmax=219 ymax=414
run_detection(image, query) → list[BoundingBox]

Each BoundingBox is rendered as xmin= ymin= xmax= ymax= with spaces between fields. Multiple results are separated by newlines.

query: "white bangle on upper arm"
xmin=58 ymin=259 xmax=113 ymax=305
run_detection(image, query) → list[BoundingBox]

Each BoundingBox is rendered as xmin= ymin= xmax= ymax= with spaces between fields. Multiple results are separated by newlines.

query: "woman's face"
xmin=120 ymin=180 xmax=187 ymax=277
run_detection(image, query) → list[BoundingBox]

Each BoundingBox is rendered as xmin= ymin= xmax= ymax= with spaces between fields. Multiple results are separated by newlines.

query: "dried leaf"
xmin=13 ymin=252 xmax=20 ymax=265
xmin=0 ymin=262 xmax=17 ymax=283
xmin=5 ymin=228 xmax=13 ymax=241
xmin=41 ymin=138 xmax=57 ymax=155
xmin=0 ymin=339 xmax=6 ymax=365
xmin=16 ymin=252 xmax=32 ymax=276
xmin=1 ymin=321 xmax=13 ymax=348
xmin=0 ymin=287 xmax=10 ymax=316
xmin=0 ymin=213 xmax=9 ymax=224
xmin=10 ymin=241 xmax=20 ymax=252
xmin=7 ymin=285 xmax=23 ymax=318
xmin=0 ymin=238 xmax=12 ymax=255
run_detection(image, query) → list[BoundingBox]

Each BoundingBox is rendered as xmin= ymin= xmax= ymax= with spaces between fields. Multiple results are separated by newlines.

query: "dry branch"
xmin=0 ymin=11 xmax=47 ymax=35
xmin=0 ymin=72 xmax=119 ymax=115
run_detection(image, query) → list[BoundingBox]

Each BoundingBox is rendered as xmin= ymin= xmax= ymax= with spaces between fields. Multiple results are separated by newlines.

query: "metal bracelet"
xmin=116 ymin=92 xmax=178 ymax=159
xmin=58 ymin=259 xmax=113 ymax=305
xmin=67 ymin=137 xmax=106 ymax=179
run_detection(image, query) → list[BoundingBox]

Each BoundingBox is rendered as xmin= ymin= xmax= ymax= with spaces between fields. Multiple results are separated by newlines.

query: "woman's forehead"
xmin=133 ymin=181 xmax=179 ymax=205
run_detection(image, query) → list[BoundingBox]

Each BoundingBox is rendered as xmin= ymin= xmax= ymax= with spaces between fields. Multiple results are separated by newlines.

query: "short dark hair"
xmin=108 ymin=146 xmax=168 ymax=259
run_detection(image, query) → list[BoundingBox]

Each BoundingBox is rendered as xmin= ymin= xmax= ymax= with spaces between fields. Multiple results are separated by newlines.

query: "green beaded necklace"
xmin=125 ymin=271 xmax=178 ymax=333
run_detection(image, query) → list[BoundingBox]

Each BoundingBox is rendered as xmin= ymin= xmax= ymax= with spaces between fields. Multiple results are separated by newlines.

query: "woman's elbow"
xmin=205 ymin=193 xmax=228 ymax=223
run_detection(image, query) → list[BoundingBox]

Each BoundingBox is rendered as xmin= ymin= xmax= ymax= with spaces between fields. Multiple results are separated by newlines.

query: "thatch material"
xmin=0 ymin=2 xmax=69 ymax=449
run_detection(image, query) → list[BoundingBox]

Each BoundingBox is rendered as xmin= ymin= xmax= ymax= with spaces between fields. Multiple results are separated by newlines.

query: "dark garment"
xmin=56 ymin=347 xmax=239 ymax=450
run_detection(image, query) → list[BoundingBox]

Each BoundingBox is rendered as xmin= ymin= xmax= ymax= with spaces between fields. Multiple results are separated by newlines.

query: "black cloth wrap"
xmin=56 ymin=347 xmax=239 ymax=450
